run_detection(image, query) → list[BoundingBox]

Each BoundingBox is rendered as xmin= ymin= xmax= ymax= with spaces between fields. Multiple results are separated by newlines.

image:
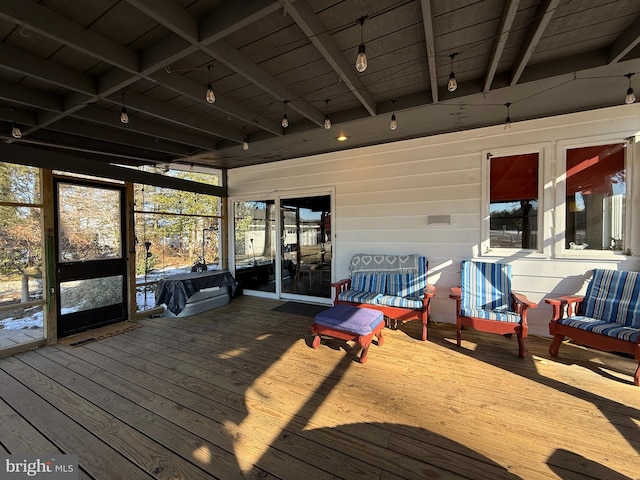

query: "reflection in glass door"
xmin=281 ymin=196 xmax=331 ymax=299
xmin=233 ymin=200 xmax=277 ymax=293
xmin=55 ymin=180 xmax=127 ymax=337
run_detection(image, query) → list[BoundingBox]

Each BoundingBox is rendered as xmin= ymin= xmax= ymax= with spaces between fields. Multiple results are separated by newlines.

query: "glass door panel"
xmin=280 ymin=195 xmax=331 ymax=299
xmin=233 ymin=200 xmax=276 ymax=293
xmin=55 ymin=180 xmax=127 ymax=337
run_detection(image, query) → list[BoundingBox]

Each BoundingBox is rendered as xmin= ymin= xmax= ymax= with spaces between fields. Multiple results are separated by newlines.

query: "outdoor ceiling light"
xmin=504 ymin=102 xmax=512 ymax=132
xmin=206 ymin=65 xmax=216 ymax=104
xmin=120 ymin=94 xmax=129 ymax=124
xmin=282 ymin=100 xmax=289 ymax=128
xmin=625 ymin=73 xmax=636 ymax=104
xmin=448 ymin=52 xmax=458 ymax=92
xmin=355 ymin=16 xmax=368 ymax=73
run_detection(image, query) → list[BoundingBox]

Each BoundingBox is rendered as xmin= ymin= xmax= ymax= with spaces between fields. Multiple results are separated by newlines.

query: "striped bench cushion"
xmin=387 ymin=259 xmax=427 ymax=297
xmin=460 ymin=307 xmax=521 ymax=323
xmin=583 ymin=269 xmax=640 ymax=328
xmin=337 ymin=290 xmax=383 ymax=305
xmin=558 ymin=316 xmax=639 ymax=342
xmin=377 ymin=295 xmax=423 ymax=310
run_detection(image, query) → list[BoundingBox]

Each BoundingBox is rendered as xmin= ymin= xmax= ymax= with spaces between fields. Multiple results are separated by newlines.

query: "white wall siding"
xmin=228 ymin=105 xmax=640 ymax=337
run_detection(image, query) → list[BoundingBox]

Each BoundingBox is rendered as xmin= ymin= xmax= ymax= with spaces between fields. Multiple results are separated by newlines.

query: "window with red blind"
xmin=489 ymin=153 xmax=539 ymax=249
xmin=565 ymin=143 xmax=625 ymax=251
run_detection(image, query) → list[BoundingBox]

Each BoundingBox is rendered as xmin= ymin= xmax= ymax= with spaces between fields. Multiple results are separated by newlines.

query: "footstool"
xmin=311 ymin=304 xmax=385 ymax=364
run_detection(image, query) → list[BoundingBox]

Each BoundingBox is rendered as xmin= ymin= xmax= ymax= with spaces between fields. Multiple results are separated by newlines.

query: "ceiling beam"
xmin=0 ymin=80 xmax=63 ymax=112
xmin=73 ymin=106 xmax=218 ymax=150
xmin=127 ymin=0 xmax=325 ymax=127
xmin=150 ymin=70 xmax=282 ymax=136
xmin=609 ymin=17 xmax=640 ymax=64
xmin=286 ymin=0 xmax=377 ymax=116
xmin=0 ymin=142 xmax=227 ymax=196
xmin=0 ymin=0 xmax=139 ymax=74
xmin=484 ymin=0 xmax=520 ymax=92
xmin=510 ymin=0 xmax=560 ymax=85
xmin=420 ymin=0 xmax=438 ymax=103
xmin=0 ymin=44 xmax=96 ymax=95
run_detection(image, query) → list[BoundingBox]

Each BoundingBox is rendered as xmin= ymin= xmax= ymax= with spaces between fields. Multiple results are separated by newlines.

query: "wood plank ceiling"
xmin=0 ymin=0 xmax=639 ymax=170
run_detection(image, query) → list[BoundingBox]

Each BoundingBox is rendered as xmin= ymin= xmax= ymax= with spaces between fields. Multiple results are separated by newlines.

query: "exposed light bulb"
xmin=11 ymin=123 xmax=22 ymax=138
xmin=120 ymin=106 xmax=129 ymax=124
xmin=390 ymin=113 xmax=397 ymax=130
xmin=626 ymin=87 xmax=636 ymax=104
xmin=504 ymin=102 xmax=512 ymax=132
xmin=324 ymin=114 xmax=331 ymax=129
xmin=242 ymin=140 xmax=249 ymax=150
xmin=447 ymin=52 xmax=458 ymax=92
xmin=206 ymin=84 xmax=215 ymax=104
xmin=205 ymin=64 xmax=215 ymax=104
xmin=355 ymin=44 xmax=367 ymax=73
xmin=281 ymin=113 xmax=288 ymax=128
xmin=448 ymin=73 xmax=457 ymax=92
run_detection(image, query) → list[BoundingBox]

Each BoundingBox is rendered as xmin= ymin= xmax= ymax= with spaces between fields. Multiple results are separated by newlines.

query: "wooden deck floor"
xmin=1 ymin=295 xmax=639 ymax=479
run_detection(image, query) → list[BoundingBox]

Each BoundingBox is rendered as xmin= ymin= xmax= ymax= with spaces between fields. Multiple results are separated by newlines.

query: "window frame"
xmin=481 ymin=144 xmax=548 ymax=258
xmin=554 ymin=135 xmax=632 ymax=259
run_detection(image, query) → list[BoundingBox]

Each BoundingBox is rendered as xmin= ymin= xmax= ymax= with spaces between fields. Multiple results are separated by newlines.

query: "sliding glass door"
xmin=233 ymin=193 xmax=331 ymax=302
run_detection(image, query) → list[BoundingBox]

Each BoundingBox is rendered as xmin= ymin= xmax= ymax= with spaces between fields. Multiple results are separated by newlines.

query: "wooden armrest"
xmin=512 ymin=292 xmax=537 ymax=309
xmin=330 ymin=278 xmax=350 ymax=288
xmin=449 ymin=286 xmax=461 ymax=300
xmin=423 ymin=284 xmax=436 ymax=298
xmin=545 ymin=295 xmax=584 ymax=320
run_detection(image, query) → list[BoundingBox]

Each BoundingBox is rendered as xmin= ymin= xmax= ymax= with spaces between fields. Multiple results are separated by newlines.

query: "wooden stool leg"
xmin=312 ymin=335 xmax=321 ymax=349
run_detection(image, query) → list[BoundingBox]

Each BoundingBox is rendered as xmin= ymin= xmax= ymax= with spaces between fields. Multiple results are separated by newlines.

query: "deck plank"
xmin=0 ymin=295 xmax=639 ymax=479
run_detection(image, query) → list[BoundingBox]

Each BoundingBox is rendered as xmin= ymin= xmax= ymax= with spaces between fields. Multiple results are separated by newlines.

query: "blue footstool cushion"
xmin=314 ymin=304 xmax=383 ymax=336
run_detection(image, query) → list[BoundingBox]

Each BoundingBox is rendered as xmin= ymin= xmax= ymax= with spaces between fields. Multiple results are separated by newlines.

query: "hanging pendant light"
xmin=11 ymin=122 xmax=22 ymax=139
xmin=390 ymin=100 xmax=397 ymax=130
xmin=504 ymin=102 xmax=512 ymax=132
xmin=324 ymin=99 xmax=331 ymax=129
xmin=120 ymin=94 xmax=129 ymax=124
xmin=282 ymin=100 xmax=289 ymax=128
xmin=355 ymin=16 xmax=368 ymax=73
xmin=624 ymin=73 xmax=636 ymax=104
xmin=448 ymin=52 xmax=458 ymax=92
xmin=206 ymin=64 xmax=216 ymax=104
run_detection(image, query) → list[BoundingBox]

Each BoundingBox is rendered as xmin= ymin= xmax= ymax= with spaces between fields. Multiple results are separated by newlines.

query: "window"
xmin=0 ymin=163 xmax=45 ymax=346
xmin=565 ymin=143 xmax=626 ymax=252
xmin=489 ymin=153 xmax=539 ymax=250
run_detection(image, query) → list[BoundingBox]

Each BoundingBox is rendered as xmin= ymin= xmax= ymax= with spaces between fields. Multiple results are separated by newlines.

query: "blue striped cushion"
xmin=460 ymin=261 xmax=512 ymax=312
xmin=387 ymin=258 xmax=427 ymax=297
xmin=351 ymin=273 xmax=387 ymax=294
xmin=558 ymin=316 xmax=639 ymax=342
xmin=378 ymin=295 xmax=423 ymax=309
xmin=460 ymin=307 xmax=521 ymax=323
xmin=583 ymin=269 xmax=640 ymax=327
xmin=337 ymin=290 xmax=383 ymax=305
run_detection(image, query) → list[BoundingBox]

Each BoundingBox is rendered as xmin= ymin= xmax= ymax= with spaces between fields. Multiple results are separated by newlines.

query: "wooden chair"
xmin=450 ymin=260 xmax=537 ymax=358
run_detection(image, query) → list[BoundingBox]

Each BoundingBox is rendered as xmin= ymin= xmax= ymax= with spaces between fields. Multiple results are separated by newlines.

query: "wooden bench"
xmin=545 ymin=269 xmax=640 ymax=386
xmin=331 ymin=254 xmax=435 ymax=341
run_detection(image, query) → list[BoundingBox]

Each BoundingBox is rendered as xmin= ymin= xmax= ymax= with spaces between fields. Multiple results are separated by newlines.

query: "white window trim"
xmin=480 ymin=144 xmax=549 ymax=259
xmin=554 ymin=135 xmax=632 ymax=259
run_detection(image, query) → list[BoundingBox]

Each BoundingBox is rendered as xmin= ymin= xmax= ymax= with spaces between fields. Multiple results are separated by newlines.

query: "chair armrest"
xmin=512 ymin=292 xmax=537 ymax=309
xmin=330 ymin=278 xmax=351 ymax=296
xmin=423 ymin=284 xmax=436 ymax=299
xmin=544 ymin=295 xmax=584 ymax=320
xmin=449 ymin=287 xmax=461 ymax=300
